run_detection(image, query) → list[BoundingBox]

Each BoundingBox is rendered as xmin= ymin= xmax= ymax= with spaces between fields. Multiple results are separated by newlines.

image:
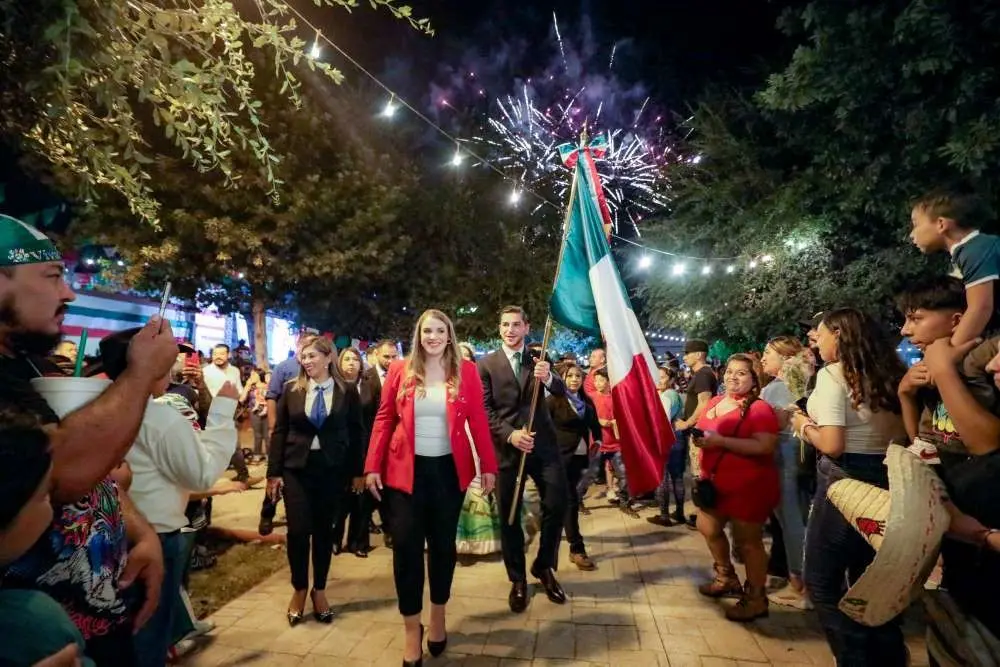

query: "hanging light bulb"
xmin=381 ymin=95 xmax=397 ymax=118
xmin=450 ymin=146 xmax=464 ymax=167
xmin=671 ymin=262 xmax=686 ymax=276
xmin=639 ymin=255 xmax=652 ymax=270
xmin=749 ymin=260 xmax=758 ymax=269
xmin=701 ymin=265 xmax=711 ymax=275
xmin=509 ymin=188 xmax=521 ymax=205
xmin=695 ymin=310 xmax=703 ymax=317
xmin=726 ymin=264 xmax=735 ymax=274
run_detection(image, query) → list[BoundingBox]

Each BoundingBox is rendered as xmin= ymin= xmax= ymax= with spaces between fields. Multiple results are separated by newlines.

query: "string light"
xmin=381 ymin=95 xmax=397 ymax=118
xmin=639 ymin=255 xmax=652 ymax=270
xmin=309 ymin=29 xmax=322 ymax=59
xmin=278 ymin=3 xmax=804 ymax=276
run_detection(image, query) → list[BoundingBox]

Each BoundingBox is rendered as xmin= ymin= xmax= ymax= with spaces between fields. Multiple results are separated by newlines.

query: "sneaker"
xmin=186 ymin=619 xmax=215 ymax=639
xmin=646 ymin=515 xmax=673 ymax=528
xmin=168 ymin=638 xmax=197 ymax=662
xmin=907 ymin=437 xmax=941 ymax=465
xmin=767 ymin=585 xmax=814 ymax=611
xmin=698 ymin=564 xmax=743 ymax=598
xmin=570 ymin=552 xmax=597 ymax=571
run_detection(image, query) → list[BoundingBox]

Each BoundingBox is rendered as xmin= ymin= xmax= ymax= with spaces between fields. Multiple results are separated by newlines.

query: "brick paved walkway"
xmin=181 ymin=490 xmax=928 ymax=667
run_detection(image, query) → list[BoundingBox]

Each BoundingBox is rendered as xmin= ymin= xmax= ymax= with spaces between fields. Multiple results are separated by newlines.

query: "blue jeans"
xmin=656 ymin=431 xmax=688 ymax=517
xmin=804 ymin=454 xmax=906 ymax=667
xmin=134 ymin=531 xmax=186 ymax=667
xmin=774 ymin=434 xmax=807 ymax=576
xmin=579 ymin=451 xmax=628 ymax=500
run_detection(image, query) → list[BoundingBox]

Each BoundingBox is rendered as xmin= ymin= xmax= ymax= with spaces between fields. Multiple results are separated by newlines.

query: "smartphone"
xmin=688 ymin=427 xmax=705 ymax=438
xmin=157 ymin=281 xmax=172 ymax=333
xmin=184 ymin=352 xmax=200 ymax=370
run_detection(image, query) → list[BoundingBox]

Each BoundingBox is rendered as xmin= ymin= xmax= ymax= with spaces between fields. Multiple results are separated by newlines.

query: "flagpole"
xmin=507 ymin=127 xmax=588 ymax=526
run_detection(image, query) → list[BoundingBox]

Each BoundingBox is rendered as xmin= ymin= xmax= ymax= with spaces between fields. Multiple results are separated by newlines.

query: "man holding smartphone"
xmin=673 ymin=340 xmax=718 ymax=529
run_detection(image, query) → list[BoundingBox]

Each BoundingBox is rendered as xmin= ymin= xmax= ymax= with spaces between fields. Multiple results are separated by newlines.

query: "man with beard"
xmin=202 ymin=344 xmax=250 ymax=484
xmin=0 ymin=215 xmax=178 ymax=666
xmin=479 ymin=306 xmax=568 ymax=613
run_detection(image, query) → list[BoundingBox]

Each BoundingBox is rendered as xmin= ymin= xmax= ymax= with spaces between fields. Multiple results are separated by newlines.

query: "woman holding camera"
xmin=692 ymin=353 xmax=780 ymax=622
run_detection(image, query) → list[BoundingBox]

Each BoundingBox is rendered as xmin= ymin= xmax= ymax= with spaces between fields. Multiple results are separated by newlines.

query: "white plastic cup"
xmin=30 ymin=377 xmax=111 ymax=419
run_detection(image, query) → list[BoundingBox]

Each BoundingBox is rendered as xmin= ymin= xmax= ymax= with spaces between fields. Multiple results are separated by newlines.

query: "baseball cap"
xmin=0 ymin=215 xmax=61 ymax=267
xmin=96 ymin=327 xmax=194 ymax=380
xmin=683 ymin=339 xmax=709 ymax=354
xmin=799 ymin=311 xmax=826 ymax=330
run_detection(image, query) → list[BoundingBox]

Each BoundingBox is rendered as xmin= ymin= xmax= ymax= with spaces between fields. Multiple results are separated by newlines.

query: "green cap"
xmin=0 ymin=214 xmax=61 ymax=266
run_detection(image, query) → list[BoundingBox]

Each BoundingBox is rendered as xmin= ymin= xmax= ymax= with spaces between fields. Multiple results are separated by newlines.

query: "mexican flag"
xmin=550 ymin=135 xmax=673 ymax=495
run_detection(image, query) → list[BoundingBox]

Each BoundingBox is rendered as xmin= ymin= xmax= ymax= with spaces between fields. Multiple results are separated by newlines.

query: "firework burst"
xmin=440 ymin=13 xmax=674 ymax=235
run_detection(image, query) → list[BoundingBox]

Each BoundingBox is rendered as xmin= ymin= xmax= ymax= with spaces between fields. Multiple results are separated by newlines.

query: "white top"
xmin=304 ymin=378 xmax=335 ymax=450
xmin=414 ymin=384 xmax=452 ymax=457
xmin=806 ymin=363 xmax=907 ymax=455
xmin=125 ymin=397 xmax=238 ymax=533
xmin=202 ymin=363 xmax=243 ymax=397
xmin=761 ymin=378 xmax=796 ymax=437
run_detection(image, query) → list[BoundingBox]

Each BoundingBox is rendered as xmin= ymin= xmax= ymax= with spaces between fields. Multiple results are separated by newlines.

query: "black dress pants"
xmin=283 ymin=451 xmax=343 ymax=591
xmin=496 ymin=452 xmax=568 ymax=582
xmin=383 ymin=455 xmax=465 ymax=617
xmin=562 ymin=453 xmax=589 ymax=556
xmin=332 ymin=490 xmax=373 ymax=552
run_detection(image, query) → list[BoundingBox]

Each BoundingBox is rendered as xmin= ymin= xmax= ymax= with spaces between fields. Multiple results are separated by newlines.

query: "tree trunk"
xmin=252 ymin=297 xmax=270 ymax=371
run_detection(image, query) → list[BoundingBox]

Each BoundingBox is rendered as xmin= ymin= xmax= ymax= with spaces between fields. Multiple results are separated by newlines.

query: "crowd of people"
xmin=1 ymin=189 xmax=1000 ymax=667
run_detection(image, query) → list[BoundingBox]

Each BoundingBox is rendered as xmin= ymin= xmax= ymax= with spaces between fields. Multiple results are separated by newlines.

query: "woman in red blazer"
xmin=365 ymin=309 xmax=497 ymax=667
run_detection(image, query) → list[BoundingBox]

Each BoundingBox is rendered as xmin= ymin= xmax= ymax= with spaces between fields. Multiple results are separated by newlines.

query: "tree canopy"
xmin=639 ymin=0 xmax=1000 ymax=346
xmin=0 ymin=0 xmax=430 ymax=224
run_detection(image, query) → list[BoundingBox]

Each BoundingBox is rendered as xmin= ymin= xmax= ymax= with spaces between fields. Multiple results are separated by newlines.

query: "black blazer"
xmin=478 ymin=348 xmax=566 ymax=469
xmin=267 ymin=379 xmax=364 ymax=479
xmin=358 ymin=366 xmax=383 ymax=434
xmin=547 ymin=392 xmax=602 ymax=459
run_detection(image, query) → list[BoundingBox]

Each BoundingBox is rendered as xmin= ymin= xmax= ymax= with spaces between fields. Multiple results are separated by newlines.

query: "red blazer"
xmin=364 ymin=359 xmax=498 ymax=494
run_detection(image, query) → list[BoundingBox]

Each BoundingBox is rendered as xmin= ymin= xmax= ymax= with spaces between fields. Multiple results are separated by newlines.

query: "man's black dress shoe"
xmin=530 ymin=566 xmax=566 ymax=604
xmin=508 ymin=581 xmax=528 ymax=613
xmin=258 ymin=516 xmax=273 ymax=536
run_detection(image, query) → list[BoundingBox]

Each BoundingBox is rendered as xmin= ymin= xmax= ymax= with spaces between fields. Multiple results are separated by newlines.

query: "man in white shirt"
xmin=99 ymin=328 xmax=239 ymax=667
xmin=202 ymin=344 xmax=244 ymax=397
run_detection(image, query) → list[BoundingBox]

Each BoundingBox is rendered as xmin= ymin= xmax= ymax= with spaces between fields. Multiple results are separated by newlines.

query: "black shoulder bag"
xmin=691 ymin=397 xmax=757 ymax=511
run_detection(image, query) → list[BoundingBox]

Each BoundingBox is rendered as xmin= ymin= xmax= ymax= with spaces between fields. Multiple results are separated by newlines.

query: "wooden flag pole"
xmin=507 ymin=127 xmax=588 ymax=526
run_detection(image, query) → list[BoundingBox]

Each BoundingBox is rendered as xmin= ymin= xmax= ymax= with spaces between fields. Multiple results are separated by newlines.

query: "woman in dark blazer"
xmin=365 ymin=309 xmax=498 ymax=667
xmin=266 ymin=335 xmax=364 ymax=626
xmin=547 ymin=363 xmax=602 ymax=571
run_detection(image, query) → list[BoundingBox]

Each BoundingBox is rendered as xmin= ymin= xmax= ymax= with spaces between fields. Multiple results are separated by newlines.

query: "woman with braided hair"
xmin=789 ymin=308 xmax=908 ymax=666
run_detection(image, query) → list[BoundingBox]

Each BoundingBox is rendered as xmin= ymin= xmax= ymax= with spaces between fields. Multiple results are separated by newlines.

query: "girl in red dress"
xmin=692 ymin=353 xmax=780 ymax=622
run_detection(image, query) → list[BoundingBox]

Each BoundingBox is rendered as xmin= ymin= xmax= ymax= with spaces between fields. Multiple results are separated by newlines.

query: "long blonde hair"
xmin=400 ymin=309 xmax=462 ymax=399
xmin=293 ymin=335 xmax=339 ymax=391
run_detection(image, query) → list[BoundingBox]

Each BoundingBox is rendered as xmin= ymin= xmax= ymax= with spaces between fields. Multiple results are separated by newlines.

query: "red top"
xmin=696 ymin=394 xmax=779 ymax=486
xmin=592 ymin=391 xmax=620 ymax=453
xmin=583 ymin=369 xmax=600 ymax=400
xmin=364 ymin=359 xmax=498 ymax=494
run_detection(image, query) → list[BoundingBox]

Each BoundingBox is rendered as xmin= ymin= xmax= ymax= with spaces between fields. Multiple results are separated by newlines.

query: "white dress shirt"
xmin=202 ymin=363 xmax=244 ymax=397
xmin=125 ymin=396 xmax=238 ymax=533
xmin=303 ymin=377 xmax=335 ymax=450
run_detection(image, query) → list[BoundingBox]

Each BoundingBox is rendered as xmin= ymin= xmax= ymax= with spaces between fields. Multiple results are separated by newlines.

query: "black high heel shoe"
xmin=310 ymin=589 xmax=334 ymax=624
xmin=427 ymin=624 xmax=447 ymax=657
xmin=402 ymin=626 xmax=423 ymax=667
xmin=286 ymin=607 xmax=304 ymax=627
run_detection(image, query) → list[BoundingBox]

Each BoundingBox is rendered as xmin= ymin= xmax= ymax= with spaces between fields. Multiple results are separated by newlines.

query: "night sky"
xmin=323 ymin=0 xmax=792 ymax=111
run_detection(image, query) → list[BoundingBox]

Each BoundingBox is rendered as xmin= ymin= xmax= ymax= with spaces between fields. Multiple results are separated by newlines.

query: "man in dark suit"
xmin=478 ymin=305 xmax=569 ymax=613
xmin=358 ymin=339 xmax=398 ymax=546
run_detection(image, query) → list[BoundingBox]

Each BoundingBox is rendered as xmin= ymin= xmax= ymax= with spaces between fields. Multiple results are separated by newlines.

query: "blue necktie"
xmin=310 ymin=385 xmax=327 ymax=428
